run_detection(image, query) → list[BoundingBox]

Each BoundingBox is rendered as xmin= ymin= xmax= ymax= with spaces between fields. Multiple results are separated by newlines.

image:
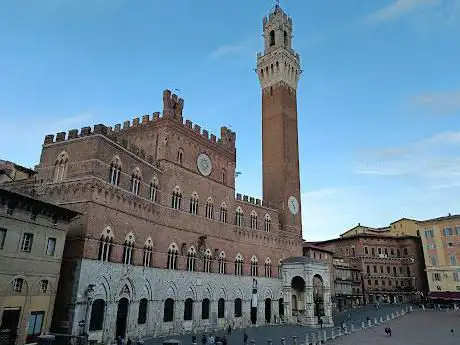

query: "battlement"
xmin=235 ymin=193 xmax=275 ymax=210
xmin=43 ymin=89 xmax=236 ymax=157
xmin=263 ymin=6 xmax=292 ymax=29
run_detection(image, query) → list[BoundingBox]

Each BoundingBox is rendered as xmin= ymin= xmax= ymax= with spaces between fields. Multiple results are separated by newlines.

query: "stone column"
xmin=304 ymin=288 xmax=315 ymax=325
xmin=127 ymin=300 xmax=140 ymax=338
xmin=323 ymin=289 xmax=333 ymax=325
xmin=193 ymin=300 xmax=201 ymax=331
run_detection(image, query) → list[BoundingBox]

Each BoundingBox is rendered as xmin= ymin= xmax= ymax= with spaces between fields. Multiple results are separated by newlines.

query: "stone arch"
xmin=185 ymin=285 xmax=197 ymax=300
xmin=202 ymin=284 xmax=214 ymax=300
xmin=164 ymin=281 xmax=178 ymax=299
xmin=218 ymin=287 xmax=228 ymax=300
xmin=32 ymin=278 xmax=53 ymax=294
xmin=111 ymin=155 xmax=122 ymax=168
xmin=144 ymin=236 xmax=153 ymax=249
xmin=264 ymin=288 xmax=274 ymax=300
xmin=94 ymin=275 xmax=111 ymax=302
xmin=6 ymin=275 xmax=29 ymax=294
xmin=117 ymin=276 xmax=136 ymax=301
xmin=234 ymin=288 xmax=244 ymax=300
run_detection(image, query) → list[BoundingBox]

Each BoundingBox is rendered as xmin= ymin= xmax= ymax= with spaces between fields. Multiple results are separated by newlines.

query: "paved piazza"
xmin=327 ymin=310 xmax=459 ymax=345
xmin=144 ymin=304 xmax=416 ymax=345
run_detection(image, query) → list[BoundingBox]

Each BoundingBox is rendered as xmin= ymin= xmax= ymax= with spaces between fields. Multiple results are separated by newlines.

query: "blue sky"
xmin=1 ymin=0 xmax=460 ymax=241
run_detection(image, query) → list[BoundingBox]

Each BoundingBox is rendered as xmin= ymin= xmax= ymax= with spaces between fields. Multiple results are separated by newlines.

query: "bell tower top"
xmin=257 ymin=5 xmax=301 ymax=90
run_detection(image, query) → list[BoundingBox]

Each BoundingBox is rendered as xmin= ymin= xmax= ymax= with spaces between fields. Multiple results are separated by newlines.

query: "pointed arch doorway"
xmin=116 ymin=298 xmax=129 ymax=338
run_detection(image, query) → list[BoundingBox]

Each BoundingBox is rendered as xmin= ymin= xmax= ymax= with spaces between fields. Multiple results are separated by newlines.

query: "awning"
xmin=428 ymin=291 xmax=460 ymax=300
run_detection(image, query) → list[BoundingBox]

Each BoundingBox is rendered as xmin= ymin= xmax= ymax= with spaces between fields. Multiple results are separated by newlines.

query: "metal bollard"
xmin=268 ymin=339 xmax=273 ymax=345
xmin=344 ymin=326 xmax=348 ymax=335
xmin=361 ymin=321 xmax=365 ymax=329
xmin=292 ymin=336 xmax=297 ymax=345
xmin=304 ymin=334 xmax=309 ymax=345
xmin=350 ymin=324 xmax=355 ymax=333
xmin=379 ymin=316 xmax=383 ymax=323
xmin=391 ymin=313 xmax=395 ymax=319
xmin=396 ymin=311 xmax=400 ymax=317
xmin=374 ymin=317 xmax=378 ymax=325
xmin=281 ymin=338 xmax=286 ymax=345
xmin=410 ymin=306 xmax=413 ymax=312
xmin=368 ymin=319 xmax=372 ymax=327
xmin=386 ymin=314 xmax=390 ymax=321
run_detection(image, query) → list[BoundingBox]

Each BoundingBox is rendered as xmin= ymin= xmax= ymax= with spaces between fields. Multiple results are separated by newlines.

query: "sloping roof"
xmin=390 ymin=217 xmax=417 ymax=225
xmin=0 ymin=160 xmax=36 ymax=176
xmin=417 ymin=214 xmax=460 ymax=224
xmin=282 ymin=256 xmax=316 ymax=264
xmin=303 ymin=242 xmax=335 ymax=254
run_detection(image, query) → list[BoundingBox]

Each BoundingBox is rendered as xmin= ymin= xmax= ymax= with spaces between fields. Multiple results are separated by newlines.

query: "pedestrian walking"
xmin=202 ymin=334 xmax=207 ymax=345
xmin=243 ymin=332 xmax=248 ymax=345
xmin=227 ymin=324 xmax=232 ymax=335
xmin=319 ymin=318 xmax=323 ymax=328
xmin=209 ymin=333 xmax=215 ymax=345
xmin=451 ymin=329 xmax=455 ymax=336
xmin=388 ymin=327 xmax=392 ymax=336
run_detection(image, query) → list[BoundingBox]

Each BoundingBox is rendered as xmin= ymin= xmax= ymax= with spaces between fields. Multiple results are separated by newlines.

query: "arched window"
xmin=138 ymin=298 xmax=148 ymax=324
xmin=219 ymin=203 xmax=228 ymax=223
xmin=235 ymin=207 xmax=243 ymax=227
xmin=190 ymin=192 xmax=199 ymax=215
xmin=123 ymin=233 xmax=135 ymax=265
xmin=149 ymin=177 xmax=158 ymax=202
xmin=131 ymin=168 xmax=142 ymax=195
xmin=264 ymin=214 xmax=272 ymax=232
xmin=278 ymin=259 xmax=282 ymax=279
xmin=187 ymin=246 xmax=197 ymax=272
xmin=218 ymin=298 xmax=225 ymax=319
xmin=89 ymin=299 xmax=105 ymax=331
xmin=250 ymin=255 xmax=258 ymax=277
xmin=54 ymin=151 xmax=69 ymax=182
xmin=264 ymin=257 xmax=272 ymax=278
xmin=234 ymin=298 xmax=242 ymax=317
xmin=203 ymin=248 xmax=212 ymax=273
xmin=221 ymin=169 xmax=226 ymax=184
xmin=98 ymin=227 xmax=113 ymax=262
xmin=205 ymin=197 xmax=214 ymax=219
xmin=269 ymin=30 xmax=275 ymax=46
xmin=234 ymin=253 xmax=243 ymax=276
xmin=167 ymin=243 xmax=178 ymax=269
xmin=143 ymin=237 xmax=153 ymax=268
xmin=184 ymin=298 xmax=193 ymax=321
xmin=202 ymin=298 xmax=210 ymax=319
xmin=163 ymin=298 xmax=174 ymax=322
xmin=171 ymin=186 xmax=182 ymax=210
xmin=177 ymin=148 xmax=184 ymax=164
xmin=109 ymin=156 xmax=122 ymax=186
xmin=218 ymin=251 xmax=227 ymax=274
xmin=250 ymin=211 xmax=258 ymax=230
xmin=284 ymin=31 xmax=288 ymax=46
xmin=12 ymin=278 xmax=24 ymax=293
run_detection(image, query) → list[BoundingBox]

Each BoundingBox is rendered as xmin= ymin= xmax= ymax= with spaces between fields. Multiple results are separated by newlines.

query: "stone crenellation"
xmin=235 ymin=193 xmax=274 ymax=209
xmin=43 ymin=89 xmax=236 ymax=156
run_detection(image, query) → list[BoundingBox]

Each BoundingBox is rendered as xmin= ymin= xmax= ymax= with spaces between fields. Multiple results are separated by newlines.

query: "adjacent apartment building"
xmin=313 ymin=227 xmax=427 ymax=304
xmin=0 ymin=187 xmax=79 ymax=345
xmin=417 ymin=214 xmax=460 ymax=301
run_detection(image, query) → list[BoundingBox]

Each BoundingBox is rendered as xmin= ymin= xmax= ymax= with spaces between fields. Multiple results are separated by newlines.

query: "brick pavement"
xmin=326 ymin=310 xmax=460 ymax=345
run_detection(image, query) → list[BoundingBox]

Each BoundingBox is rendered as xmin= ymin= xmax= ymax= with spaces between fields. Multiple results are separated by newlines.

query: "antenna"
xmin=275 ymin=0 xmax=280 ymax=8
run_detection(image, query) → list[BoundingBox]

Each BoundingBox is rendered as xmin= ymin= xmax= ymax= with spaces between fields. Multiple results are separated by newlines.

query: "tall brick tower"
xmin=257 ymin=5 xmax=302 ymax=236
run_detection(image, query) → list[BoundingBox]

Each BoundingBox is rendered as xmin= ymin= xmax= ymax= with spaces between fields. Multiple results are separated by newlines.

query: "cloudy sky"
xmin=1 ymin=0 xmax=459 ymax=241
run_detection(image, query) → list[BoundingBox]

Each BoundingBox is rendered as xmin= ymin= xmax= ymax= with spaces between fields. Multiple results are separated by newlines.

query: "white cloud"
xmin=365 ymin=0 xmax=442 ymax=24
xmin=355 ymin=131 xmax=460 ymax=187
xmin=209 ymin=43 xmax=247 ymax=59
xmin=412 ymin=92 xmax=460 ymax=115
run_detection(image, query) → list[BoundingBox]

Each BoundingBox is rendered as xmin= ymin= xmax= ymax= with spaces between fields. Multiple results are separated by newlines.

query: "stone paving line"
xmin=143 ymin=304 xmax=414 ymax=345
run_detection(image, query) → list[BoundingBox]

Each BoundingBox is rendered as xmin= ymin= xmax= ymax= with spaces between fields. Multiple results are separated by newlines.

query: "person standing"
xmin=243 ymin=332 xmax=248 ymax=345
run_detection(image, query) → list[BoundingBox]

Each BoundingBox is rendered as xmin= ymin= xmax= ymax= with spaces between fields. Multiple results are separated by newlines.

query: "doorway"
xmin=278 ymin=298 xmax=284 ymax=319
xmin=116 ymin=298 xmax=129 ymax=339
xmin=0 ymin=309 xmax=21 ymax=345
xmin=265 ymin=298 xmax=272 ymax=323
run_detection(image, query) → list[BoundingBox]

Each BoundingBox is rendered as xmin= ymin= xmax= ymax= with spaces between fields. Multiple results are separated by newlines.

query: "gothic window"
xmin=203 ymin=248 xmax=212 ymax=273
xmin=220 ymin=203 xmax=228 ymax=223
xmin=138 ymin=298 xmax=148 ymax=324
xmin=235 ymin=207 xmax=243 ymax=227
xmin=149 ymin=177 xmax=158 ymax=202
xmin=39 ymin=280 xmax=48 ymax=294
xmin=143 ymin=237 xmax=153 ymax=268
xmin=234 ymin=253 xmax=243 ymax=276
xmin=189 ymin=192 xmax=199 ymax=215
xmin=54 ymin=151 xmax=69 ymax=182
xmin=218 ymin=298 xmax=225 ymax=319
xmin=250 ymin=255 xmax=258 ymax=277
xmin=109 ymin=156 xmax=122 ymax=186
xmin=221 ymin=169 xmax=226 ymax=184
xmin=12 ymin=278 xmax=24 ymax=293
xmin=264 ymin=257 xmax=272 ymax=278
xmin=201 ymin=298 xmax=210 ymax=319
xmin=122 ymin=233 xmax=135 ymax=265
xmin=278 ymin=259 xmax=282 ymax=279
xmin=131 ymin=168 xmax=142 ymax=195
xmin=264 ymin=214 xmax=272 ymax=232
xmin=163 ymin=298 xmax=174 ymax=322
xmin=234 ymin=298 xmax=242 ymax=317
xmin=171 ymin=186 xmax=182 ymax=210
xmin=89 ymin=299 xmax=105 ymax=331
xmin=167 ymin=243 xmax=178 ymax=269
xmin=269 ymin=30 xmax=275 ymax=46
xmin=284 ymin=31 xmax=288 ymax=46
xmin=98 ymin=227 xmax=113 ymax=262
xmin=250 ymin=211 xmax=258 ymax=230
xmin=187 ymin=246 xmax=197 ymax=272
xmin=218 ymin=251 xmax=227 ymax=274
xmin=205 ymin=197 xmax=214 ymax=219
xmin=183 ymin=298 xmax=193 ymax=321
xmin=177 ymin=148 xmax=184 ymax=164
